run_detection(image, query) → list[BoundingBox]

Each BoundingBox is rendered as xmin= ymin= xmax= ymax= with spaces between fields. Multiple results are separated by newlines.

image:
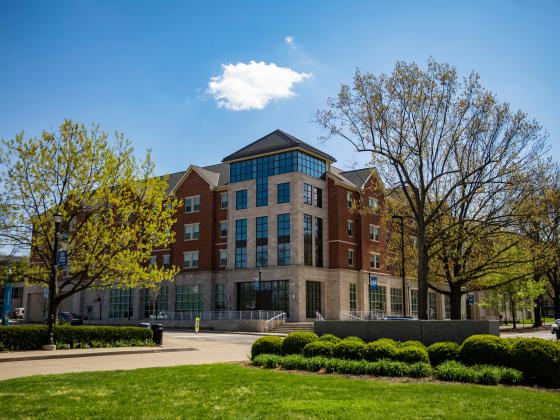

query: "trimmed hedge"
xmin=317 ymin=334 xmax=341 ymax=344
xmin=509 ymin=338 xmax=560 ymax=386
xmin=364 ymin=340 xmax=397 ymax=362
xmin=303 ymin=341 xmax=335 ymax=358
xmin=428 ymin=342 xmax=460 ymax=366
xmin=342 ymin=336 xmax=365 ymax=344
xmin=333 ymin=340 xmax=365 ymax=360
xmin=251 ymin=336 xmax=283 ymax=359
xmin=395 ymin=346 xmax=429 ymax=364
xmin=0 ymin=325 xmax=153 ymax=351
xmin=399 ymin=340 xmax=425 ymax=349
xmin=435 ymin=361 xmax=523 ymax=385
xmin=459 ymin=335 xmax=510 ymax=366
xmin=281 ymin=332 xmax=318 ymax=355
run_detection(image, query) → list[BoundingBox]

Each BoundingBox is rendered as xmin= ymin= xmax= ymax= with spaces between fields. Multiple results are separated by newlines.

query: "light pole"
xmin=44 ymin=211 xmax=62 ymax=350
xmin=2 ymin=267 xmax=12 ymax=326
xmin=392 ymin=215 xmax=406 ymax=317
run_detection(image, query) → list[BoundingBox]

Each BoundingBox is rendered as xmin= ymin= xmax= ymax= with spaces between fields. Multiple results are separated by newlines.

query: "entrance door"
xmin=306 ymin=281 xmax=321 ymax=318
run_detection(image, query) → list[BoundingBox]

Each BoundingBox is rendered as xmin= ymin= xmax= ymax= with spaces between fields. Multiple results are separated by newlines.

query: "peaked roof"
xmin=165 ymin=163 xmax=230 ymax=194
xmin=222 ymin=129 xmax=336 ymax=163
xmin=340 ymin=168 xmax=375 ymax=189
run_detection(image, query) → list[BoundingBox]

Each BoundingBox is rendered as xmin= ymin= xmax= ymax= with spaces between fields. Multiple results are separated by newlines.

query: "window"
xmin=347 ymin=220 xmax=353 ymax=237
xmin=184 ymin=196 xmax=200 ymax=213
xmin=277 ymin=182 xmax=290 ymax=204
xmin=428 ymin=291 xmax=437 ymax=319
xmin=220 ymin=192 xmax=228 ymax=209
xmin=175 ymin=284 xmax=203 ymax=312
xmin=214 ymin=284 xmax=226 ymax=311
xmin=303 ymin=183 xmax=313 ymax=205
xmin=183 ymin=251 xmax=199 ymax=269
xmin=347 ymin=249 xmax=354 ymax=266
xmin=277 ymin=213 xmax=291 ymax=266
xmin=349 ymin=284 xmax=357 ymax=312
xmin=219 ymin=249 xmax=227 ymax=267
xmin=237 ymin=280 xmax=289 ymax=314
xmin=149 ymin=256 xmax=157 ymax=266
xmin=391 ymin=288 xmax=403 ymax=316
xmin=143 ymin=286 xmax=168 ymax=319
xmin=235 ymin=219 xmax=247 ymax=269
xmin=184 ymin=223 xmax=200 ymax=241
xmin=306 ymin=281 xmax=321 ymax=318
xmin=256 ymin=177 xmax=268 ymax=207
xmin=235 ymin=190 xmax=248 ymax=210
xmin=163 ymin=254 xmax=170 ymax=269
xmin=219 ymin=221 xmax=228 ymax=238
xmin=11 ymin=287 xmax=23 ymax=299
xmin=368 ymin=197 xmax=378 ymax=210
xmin=369 ymin=225 xmax=380 ymax=241
xmin=315 ymin=217 xmax=323 ymax=268
xmin=444 ymin=295 xmax=451 ymax=319
xmin=411 ymin=289 xmax=418 ymax=318
xmin=347 ymin=191 xmax=353 ymax=208
xmin=109 ymin=289 xmax=133 ymax=319
xmin=369 ymin=253 xmax=381 ymax=270
xmin=369 ymin=285 xmax=386 ymax=314
xmin=256 ymin=216 xmax=268 ymax=267
xmin=304 ymin=214 xmax=313 ymax=266
xmin=313 ymin=187 xmax=322 ymax=208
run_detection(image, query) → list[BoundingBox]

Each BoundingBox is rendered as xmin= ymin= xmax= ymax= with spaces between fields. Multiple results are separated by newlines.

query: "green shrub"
xmin=251 ymin=354 xmax=282 ymax=368
xmin=509 ymin=338 xmax=560 ymax=386
xmin=435 ymin=361 xmax=479 ymax=383
xmin=281 ymin=354 xmax=309 ymax=370
xmin=317 ymin=334 xmax=341 ymax=344
xmin=333 ymin=340 xmax=365 ymax=360
xmin=251 ymin=336 xmax=283 ymax=359
xmin=407 ymin=362 xmax=434 ymax=378
xmin=303 ymin=341 xmax=335 ymax=358
xmin=499 ymin=367 xmax=524 ymax=385
xmin=375 ymin=338 xmax=398 ymax=346
xmin=428 ymin=342 xmax=460 ymax=366
xmin=342 ymin=336 xmax=365 ymax=344
xmin=399 ymin=340 xmax=425 ymax=349
xmin=459 ymin=335 xmax=510 ymax=366
xmin=395 ymin=346 xmax=429 ymax=364
xmin=435 ymin=361 xmax=524 ymax=386
xmin=363 ymin=340 xmax=397 ymax=362
xmin=281 ymin=332 xmax=318 ymax=355
xmin=0 ymin=325 xmax=152 ymax=351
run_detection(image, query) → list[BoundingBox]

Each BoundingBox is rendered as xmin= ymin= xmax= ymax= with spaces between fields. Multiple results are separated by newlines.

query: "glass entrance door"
xmin=306 ymin=281 xmax=321 ymax=318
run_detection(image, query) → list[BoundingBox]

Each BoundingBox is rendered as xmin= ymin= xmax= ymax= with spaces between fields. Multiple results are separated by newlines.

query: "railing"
xmin=315 ymin=311 xmax=325 ymax=321
xmin=153 ymin=310 xmax=285 ymax=322
xmin=264 ymin=312 xmax=287 ymax=331
xmin=340 ymin=311 xmax=387 ymax=321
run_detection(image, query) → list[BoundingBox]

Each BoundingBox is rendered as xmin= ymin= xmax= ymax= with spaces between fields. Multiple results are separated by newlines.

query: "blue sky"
xmin=1 ymin=0 xmax=559 ymax=175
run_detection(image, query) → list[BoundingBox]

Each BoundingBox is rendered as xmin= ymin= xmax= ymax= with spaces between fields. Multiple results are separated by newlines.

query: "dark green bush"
xmin=375 ymin=338 xmax=398 ymax=346
xmin=251 ymin=336 xmax=283 ymax=359
xmin=395 ymin=346 xmax=429 ymax=364
xmin=509 ymin=338 xmax=560 ymax=386
xmin=342 ymin=336 xmax=365 ymax=344
xmin=399 ymin=340 xmax=425 ymax=349
xmin=333 ymin=340 xmax=365 ymax=360
xmin=435 ymin=361 xmax=479 ymax=383
xmin=363 ymin=340 xmax=397 ymax=362
xmin=317 ymin=334 xmax=341 ymax=344
xmin=459 ymin=335 xmax=510 ymax=366
xmin=303 ymin=341 xmax=335 ymax=358
xmin=280 ymin=354 xmax=309 ymax=370
xmin=428 ymin=342 xmax=460 ymax=366
xmin=0 ymin=325 xmax=152 ymax=351
xmin=499 ymin=367 xmax=524 ymax=385
xmin=281 ymin=332 xmax=318 ymax=355
xmin=251 ymin=354 xmax=282 ymax=368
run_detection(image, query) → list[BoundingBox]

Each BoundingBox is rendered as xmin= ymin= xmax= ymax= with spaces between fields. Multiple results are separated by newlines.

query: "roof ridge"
xmin=340 ymin=167 xmax=375 ymax=173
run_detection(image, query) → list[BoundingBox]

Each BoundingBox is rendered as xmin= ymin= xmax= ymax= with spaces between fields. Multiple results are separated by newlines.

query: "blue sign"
xmin=467 ymin=295 xmax=474 ymax=305
xmin=57 ymin=250 xmax=68 ymax=268
xmin=2 ymin=284 xmax=12 ymax=325
xmin=369 ymin=274 xmax=378 ymax=290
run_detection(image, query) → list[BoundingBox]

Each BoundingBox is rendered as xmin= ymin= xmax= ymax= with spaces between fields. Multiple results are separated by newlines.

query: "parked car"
xmin=551 ymin=319 xmax=560 ymax=339
xmin=58 ymin=312 xmax=83 ymax=326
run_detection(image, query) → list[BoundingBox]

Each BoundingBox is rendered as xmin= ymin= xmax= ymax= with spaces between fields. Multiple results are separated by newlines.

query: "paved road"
xmin=501 ymin=329 xmax=556 ymax=340
xmin=0 ymin=331 xmax=258 ymax=381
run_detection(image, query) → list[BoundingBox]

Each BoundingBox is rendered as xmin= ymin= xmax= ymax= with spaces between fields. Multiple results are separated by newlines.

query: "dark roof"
xmin=165 ymin=171 xmax=186 ymax=194
xmin=339 ymin=167 xmax=375 ymax=188
xmin=202 ymin=163 xmax=229 ymax=186
xmin=222 ymin=129 xmax=336 ymax=163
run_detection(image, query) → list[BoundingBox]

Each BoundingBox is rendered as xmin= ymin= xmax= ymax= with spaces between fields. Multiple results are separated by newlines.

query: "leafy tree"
xmin=0 ymin=120 xmax=179 ymax=343
xmin=315 ymin=59 xmax=546 ymax=318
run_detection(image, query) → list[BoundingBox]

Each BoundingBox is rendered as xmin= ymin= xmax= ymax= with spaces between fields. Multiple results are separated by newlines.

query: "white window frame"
xmin=184 ymin=223 xmax=200 ymax=241
xmin=220 ymin=192 xmax=228 ymax=209
xmin=183 ymin=251 xmax=199 ymax=269
xmin=370 ymin=252 xmax=381 ymax=269
xmin=219 ymin=220 xmax=228 ymax=238
xmin=219 ymin=249 xmax=227 ymax=267
xmin=369 ymin=224 xmax=380 ymax=242
xmin=184 ymin=195 xmax=201 ymax=213
xmin=347 ymin=248 xmax=354 ymax=266
xmin=347 ymin=191 xmax=353 ymax=208
xmin=368 ymin=197 xmax=378 ymax=210
xmin=347 ymin=220 xmax=353 ymax=237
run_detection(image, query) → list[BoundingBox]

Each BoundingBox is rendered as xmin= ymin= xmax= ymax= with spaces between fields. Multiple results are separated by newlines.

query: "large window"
xmin=347 ymin=220 xmax=353 ymax=237
xmin=184 ymin=223 xmax=200 ymax=241
xmin=256 ymin=216 xmax=268 ymax=267
xmin=184 ymin=196 xmax=200 ymax=213
xmin=411 ymin=289 xmax=418 ymax=318
xmin=143 ymin=286 xmax=168 ymax=319
xmin=277 ymin=182 xmax=290 ymax=204
xmin=183 ymin=251 xmax=199 ymax=269
xmin=220 ymin=192 xmax=228 ymax=209
xmin=314 ymin=187 xmax=322 ymax=208
xmin=349 ymin=283 xmax=357 ymax=312
xmin=256 ymin=177 xmax=268 ymax=207
xmin=347 ymin=249 xmax=354 ymax=266
xmin=444 ymin=295 xmax=451 ymax=319
xmin=109 ymin=289 xmax=133 ymax=320
xmin=219 ymin=221 xmax=228 ymax=238
xmin=304 ymin=214 xmax=313 ymax=266
xmin=215 ymin=284 xmax=226 ymax=311
xmin=368 ymin=197 xmax=379 ymax=210
xmin=369 ymin=253 xmax=381 ymax=270
xmin=277 ymin=213 xmax=291 ymax=266
xmin=369 ymin=225 xmax=380 ymax=241
xmin=306 ymin=281 xmax=321 ymax=318
xmin=303 ymin=183 xmax=313 ymax=205
xmin=315 ymin=217 xmax=323 ymax=267
xmin=237 ymin=280 xmax=289 ymax=315
xmin=390 ymin=288 xmax=403 ymax=316
xmin=369 ymin=285 xmax=386 ymax=314
xmin=428 ymin=291 xmax=437 ymax=319
xmin=219 ymin=249 xmax=227 ymax=267
xmin=235 ymin=219 xmax=247 ymax=268
xmin=236 ymin=190 xmax=248 ymax=210
xmin=176 ymin=284 xmax=203 ymax=312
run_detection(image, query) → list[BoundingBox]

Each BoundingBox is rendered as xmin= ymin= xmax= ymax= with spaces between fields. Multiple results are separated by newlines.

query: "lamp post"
xmin=44 ymin=211 xmax=62 ymax=350
xmin=392 ymin=215 xmax=406 ymax=317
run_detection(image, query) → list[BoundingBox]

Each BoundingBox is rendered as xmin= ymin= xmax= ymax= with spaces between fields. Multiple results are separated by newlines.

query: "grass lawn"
xmin=0 ymin=363 xmax=558 ymax=419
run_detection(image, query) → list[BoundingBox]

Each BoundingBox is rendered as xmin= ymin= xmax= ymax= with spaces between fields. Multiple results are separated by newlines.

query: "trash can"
xmin=150 ymin=323 xmax=163 ymax=345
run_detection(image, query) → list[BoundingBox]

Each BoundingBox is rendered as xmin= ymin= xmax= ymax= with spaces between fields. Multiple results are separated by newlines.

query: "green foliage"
xmin=281 ymin=332 xmax=318 ymax=355
xmin=333 ymin=340 xmax=365 ymax=360
xmin=363 ymin=340 xmax=398 ymax=362
xmin=317 ymin=334 xmax=341 ymax=344
xmin=303 ymin=341 xmax=335 ymax=358
xmin=251 ymin=336 xmax=283 ymax=359
xmin=399 ymin=340 xmax=425 ymax=349
xmin=460 ymin=335 xmax=510 ymax=366
xmin=0 ymin=325 xmax=152 ymax=351
xmin=395 ymin=346 xmax=430 ymax=364
xmin=251 ymin=354 xmax=282 ymax=369
xmin=509 ymin=338 xmax=560 ymax=386
xmin=342 ymin=336 xmax=365 ymax=344
xmin=435 ymin=361 xmax=524 ymax=385
xmin=428 ymin=342 xmax=460 ymax=366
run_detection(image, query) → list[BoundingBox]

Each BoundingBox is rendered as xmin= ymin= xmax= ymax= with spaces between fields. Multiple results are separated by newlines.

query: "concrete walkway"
xmin=0 ymin=331 xmax=257 ymax=381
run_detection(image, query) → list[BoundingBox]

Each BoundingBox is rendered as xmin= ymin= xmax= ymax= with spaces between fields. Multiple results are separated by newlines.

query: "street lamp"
xmin=44 ymin=211 xmax=62 ymax=350
xmin=392 ymin=215 xmax=406 ymax=317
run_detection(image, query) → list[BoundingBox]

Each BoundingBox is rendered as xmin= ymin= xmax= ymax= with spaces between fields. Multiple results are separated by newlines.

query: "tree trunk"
xmin=449 ymin=283 xmax=462 ymax=320
xmin=554 ymin=287 xmax=560 ymax=319
xmin=417 ymin=230 xmax=429 ymax=320
xmin=533 ymin=295 xmax=543 ymax=327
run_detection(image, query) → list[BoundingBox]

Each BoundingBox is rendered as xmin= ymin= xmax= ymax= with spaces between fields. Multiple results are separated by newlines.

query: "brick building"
xmin=22 ymin=129 xmax=480 ymax=324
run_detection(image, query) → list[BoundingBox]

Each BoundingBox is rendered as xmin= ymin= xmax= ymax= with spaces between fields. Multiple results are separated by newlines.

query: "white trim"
xmin=328 ymin=239 xmax=358 ymax=246
xmin=170 ymin=165 xmax=219 ymax=194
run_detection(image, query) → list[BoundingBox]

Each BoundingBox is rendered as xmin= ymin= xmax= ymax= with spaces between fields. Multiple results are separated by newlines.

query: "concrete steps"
xmin=271 ymin=322 xmax=315 ymax=334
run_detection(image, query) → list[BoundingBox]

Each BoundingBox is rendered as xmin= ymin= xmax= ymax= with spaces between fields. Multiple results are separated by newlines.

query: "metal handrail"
xmin=315 ymin=311 xmax=325 ymax=321
xmin=340 ymin=311 xmax=386 ymax=321
xmin=264 ymin=312 xmax=287 ymax=331
xmin=153 ymin=310 xmax=284 ymax=322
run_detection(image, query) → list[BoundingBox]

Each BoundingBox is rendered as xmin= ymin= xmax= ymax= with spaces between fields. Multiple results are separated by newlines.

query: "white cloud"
xmin=284 ymin=35 xmax=295 ymax=46
xmin=208 ymin=61 xmax=311 ymax=111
